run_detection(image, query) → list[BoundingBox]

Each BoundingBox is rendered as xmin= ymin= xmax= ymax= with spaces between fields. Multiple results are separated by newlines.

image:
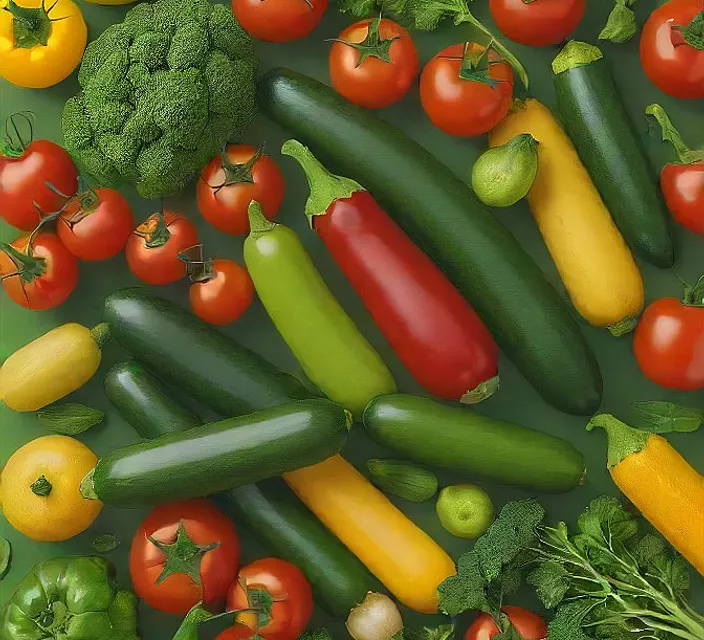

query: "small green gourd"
xmin=366 ymin=459 xmax=438 ymax=503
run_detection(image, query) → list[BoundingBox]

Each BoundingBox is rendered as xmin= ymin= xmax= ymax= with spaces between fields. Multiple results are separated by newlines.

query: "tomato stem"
xmin=1 ymin=112 xmax=34 ymax=158
xmin=673 ymin=10 xmax=704 ymax=51
xmin=30 ymin=475 xmax=53 ymax=497
xmin=327 ymin=14 xmax=400 ymax=66
xmin=646 ymin=104 xmax=704 ymax=165
xmin=178 ymin=245 xmax=216 ymax=283
xmin=209 ymin=145 xmax=263 ymax=194
xmin=135 ymin=211 xmax=172 ymax=248
xmin=683 ymin=275 xmax=704 ymax=307
xmin=0 ymin=241 xmax=46 ymax=283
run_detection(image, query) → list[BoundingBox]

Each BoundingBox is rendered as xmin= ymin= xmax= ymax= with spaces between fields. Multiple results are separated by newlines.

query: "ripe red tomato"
xmin=0 ymin=138 xmax=78 ymax=231
xmin=0 ymin=232 xmax=79 ymax=310
xmin=661 ymin=162 xmax=704 ymax=234
xmin=125 ymin=211 xmax=199 ymax=285
xmin=197 ymin=146 xmax=285 ymax=235
xmin=216 ymin=558 xmax=313 ymax=640
xmin=640 ymin=0 xmax=704 ymax=99
xmin=130 ymin=500 xmax=240 ymax=616
xmin=634 ymin=282 xmax=704 ymax=391
xmin=420 ymin=43 xmax=515 ymax=137
xmin=189 ymin=259 xmax=255 ymax=326
xmin=466 ymin=607 xmax=548 ymax=640
xmin=232 ymin=0 xmax=328 ymax=42
xmin=57 ymin=188 xmax=134 ymax=261
xmin=489 ymin=0 xmax=586 ymax=46
xmin=329 ymin=17 xmax=419 ymax=109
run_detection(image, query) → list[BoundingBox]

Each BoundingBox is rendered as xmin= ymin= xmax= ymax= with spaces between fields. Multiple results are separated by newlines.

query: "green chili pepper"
xmin=1 ymin=556 xmax=140 ymax=640
xmin=244 ymin=202 xmax=396 ymax=418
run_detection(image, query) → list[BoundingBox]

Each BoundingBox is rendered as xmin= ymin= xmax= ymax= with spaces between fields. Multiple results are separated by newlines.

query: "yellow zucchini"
xmin=490 ymin=99 xmax=644 ymax=336
xmin=284 ymin=455 xmax=456 ymax=614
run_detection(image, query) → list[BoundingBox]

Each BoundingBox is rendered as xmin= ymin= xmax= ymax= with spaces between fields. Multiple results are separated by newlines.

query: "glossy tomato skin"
xmin=57 ymin=188 xmax=134 ymax=261
xmin=640 ymin=0 xmax=704 ymax=99
xmin=0 ymin=140 xmax=78 ymax=231
xmin=125 ymin=211 xmax=199 ymax=285
xmin=232 ymin=0 xmax=328 ymax=42
xmin=197 ymin=146 xmax=285 ymax=235
xmin=420 ymin=43 xmax=515 ymax=137
xmin=315 ymin=190 xmax=498 ymax=400
xmin=466 ymin=606 xmax=548 ymax=640
xmin=489 ymin=0 xmax=586 ymax=46
xmin=218 ymin=558 xmax=313 ymax=640
xmin=0 ymin=233 xmax=79 ymax=310
xmin=130 ymin=500 xmax=240 ymax=616
xmin=634 ymin=298 xmax=704 ymax=391
xmin=190 ymin=259 xmax=255 ymax=325
xmin=329 ymin=18 xmax=419 ymax=109
xmin=661 ymin=162 xmax=704 ymax=234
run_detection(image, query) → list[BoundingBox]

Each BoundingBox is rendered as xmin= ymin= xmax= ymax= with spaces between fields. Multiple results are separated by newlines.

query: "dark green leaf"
xmin=632 ymin=401 xmax=704 ymax=434
xmin=92 ymin=534 xmax=120 ymax=554
xmin=527 ymin=561 xmax=571 ymax=609
xmin=632 ymin=534 xmax=666 ymax=567
xmin=577 ymin=496 xmax=638 ymax=545
xmin=677 ymin=10 xmax=704 ymax=50
xmin=0 ymin=537 xmax=11 ymax=580
xmin=172 ymin=603 xmax=218 ymax=640
xmin=548 ymin=601 xmax=595 ymax=640
xmin=36 ymin=403 xmax=105 ymax=435
xmin=599 ymin=3 xmax=638 ymax=43
xmin=494 ymin=625 xmax=522 ymax=640
xmin=299 ymin=632 xmax=333 ymax=640
xmin=496 ymin=564 xmax=522 ymax=597
xmin=437 ymin=551 xmax=489 ymax=616
xmin=398 ymin=625 xmax=455 ymax=640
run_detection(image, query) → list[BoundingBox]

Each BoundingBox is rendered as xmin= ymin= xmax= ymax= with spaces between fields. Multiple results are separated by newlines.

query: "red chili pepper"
xmin=283 ymin=140 xmax=499 ymax=403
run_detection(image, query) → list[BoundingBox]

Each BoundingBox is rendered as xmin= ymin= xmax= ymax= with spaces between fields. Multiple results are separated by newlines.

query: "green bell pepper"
xmin=1 ymin=556 xmax=140 ymax=640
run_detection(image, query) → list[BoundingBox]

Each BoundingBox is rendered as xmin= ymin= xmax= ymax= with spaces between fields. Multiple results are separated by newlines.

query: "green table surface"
xmin=1 ymin=0 xmax=703 ymax=637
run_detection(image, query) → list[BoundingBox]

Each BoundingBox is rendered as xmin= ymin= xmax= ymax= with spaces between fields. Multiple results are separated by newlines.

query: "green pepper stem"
xmin=5 ymin=0 xmax=52 ymax=49
xmin=90 ymin=323 xmax=110 ymax=348
xmin=608 ymin=315 xmax=639 ymax=337
xmin=80 ymin=468 xmax=99 ymax=500
xmin=586 ymin=414 xmax=650 ymax=468
xmin=247 ymin=201 xmax=276 ymax=236
xmin=645 ymin=104 xmax=704 ymax=165
xmin=461 ymin=375 xmax=500 ymax=404
xmin=552 ymin=41 xmax=603 ymax=75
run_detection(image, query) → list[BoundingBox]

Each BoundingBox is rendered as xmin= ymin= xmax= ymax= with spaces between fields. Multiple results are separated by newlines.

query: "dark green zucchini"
xmin=552 ymin=42 xmax=673 ymax=268
xmin=103 ymin=288 xmax=314 ymax=417
xmin=363 ymin=394 xmax=585 ymax=493
xmin=258 ymin=68 xmax=602 ymax=416
xmin=81 ymin=399 xmax=348 ymax=507
xmin=104 ymin=361 xmax=201 ymax=439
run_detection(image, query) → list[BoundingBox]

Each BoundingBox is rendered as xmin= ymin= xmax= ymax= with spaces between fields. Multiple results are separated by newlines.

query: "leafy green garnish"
xmin=632 ymin=401 xmax=704 ymax=433
xmin=393 ymin=626 xmax=454 ymax=640
xmin=676 ymin=10 xmax=704 ymax=50
xmin=0 ymin=536 xmax=11 ymax=580
xmin=36 ymin=403 xmax=105 ymax=435
xmin=599 ymin=0 xmax=639 ymax=44
xmin=172 ymin=603 xmax=219 ymax=640
xmin=92 ymin=534 xmax=120 ymax=554
xmin=299 ymin=631 xmax=334 ymax=640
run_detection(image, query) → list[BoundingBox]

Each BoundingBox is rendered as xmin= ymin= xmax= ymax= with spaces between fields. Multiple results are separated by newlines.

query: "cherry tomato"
xmin=489 ymin=0 xmax=586 ymax=46
xmin=329 ymin=17 xmax=419 ymax=109
xmin=640 ymin=0 xmax=704 ymax=99
xmin=420 ymin=43 xmax=515 ymax=137
xmin=189 ymin=259 xmax=255 ymax=326
xmin=130 ymin=500 xmax=240 ymax=616
xmin=125 ymin=211 xmax=199 ymax=285
xmin=0 ymin=138 xmax=78 ymax=231
xmin=232 ymin=0 xmax=328 ymax=43
xmin=197 ymin=146 xmax=285 ymax=236
xmin=466 ymin=607 xmax=548 ymax=640
xmin=0 ymin=232 xmax=78 ymax=310
xmin=57 ymin=187 xmax=134 ymax=261
xmin=633 ymin=279 xmax=704 ymax=391
xmin=217 ymin=558 xmax=313 ymax=640
xmin=662 ymin=161 xmax=704 ymax=234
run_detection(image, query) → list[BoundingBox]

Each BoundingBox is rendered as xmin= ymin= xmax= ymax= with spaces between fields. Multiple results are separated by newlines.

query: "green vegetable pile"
xmin=61 ymin=0 xmax=256 ymax=199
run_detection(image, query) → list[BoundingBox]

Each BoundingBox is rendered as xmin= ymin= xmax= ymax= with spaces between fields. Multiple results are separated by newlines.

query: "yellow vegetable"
xmin=284 ymin=455 xmax=456 ymax=613
xmin=490 ymin=99 xmax=644 ymax=336
xmin=589 ymin=414 xmax=704 ymax=574
xmin=0 ymin=0 xmax=87 ymax=89
xmin=0 ymin=323 xmax=108 ymax=412
xmin=0 ymin=435 xmax=103 ymax=541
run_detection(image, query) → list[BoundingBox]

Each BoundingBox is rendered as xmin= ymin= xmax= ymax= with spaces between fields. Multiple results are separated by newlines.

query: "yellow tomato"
xmin=0 ymin=0 xmax=87 ymax=89
xmin=0 ymin=435 xmax=102 ymax=541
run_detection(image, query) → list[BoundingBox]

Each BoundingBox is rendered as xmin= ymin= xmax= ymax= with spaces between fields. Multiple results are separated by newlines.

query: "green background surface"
xmin=1 ymin=0 xmax=703 ymax=637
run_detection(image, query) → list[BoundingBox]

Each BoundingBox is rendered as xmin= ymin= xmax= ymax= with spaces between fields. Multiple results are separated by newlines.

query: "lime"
xmin=436 ymin=484 xmax=495 ymax=539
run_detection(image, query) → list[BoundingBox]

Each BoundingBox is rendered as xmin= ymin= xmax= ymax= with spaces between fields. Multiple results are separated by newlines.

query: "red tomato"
xmin=420 ymin=43 xmax=515 ymax=137
xmin=197 ymin=146 xmax=285 ymax=235
xmin=57 ymin=188 xmax=134 ymax=261
xmin=661 ymin=161 xmax=704 ymax=234
xmin=0 ymin=139 xmax=78 ymax=231
xmin=0 ymin=232 xmax=78 ymax=310
xmin=130 ymin=500 xmax=240 ymax=616
xmin=329 ymin=17 xmax=419 ymax=109
xmin=640 ymin=0 xmax=704 ymax=99
xmin=634 ymin=282 xmax=704 ymax=391
xmin=232 ymin=0 xmax=328 ymax=42
xmin=466 ymin=607 xmax=548 ymax=640
xmin=217 ymin=558 xmax=313 ymax=640
xmin=489 ymin=0 xmax=586 ymax=46
xmin=125 ymin=211 xmax=199 ymax=285
xmin=189 ymin=259 xmax=255 ymax=325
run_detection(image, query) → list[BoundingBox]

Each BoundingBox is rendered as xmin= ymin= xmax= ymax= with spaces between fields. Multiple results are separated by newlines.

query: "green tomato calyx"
xmin=149 ymin=522 xmax=219 ymax=586
xmin=328 ymin=15 xmax=400 ymax=66
xmin=30 ymin=475 xmax=53 ymax=497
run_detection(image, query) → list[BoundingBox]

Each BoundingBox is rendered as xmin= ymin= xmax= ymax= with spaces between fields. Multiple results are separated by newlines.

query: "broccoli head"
xmin=62 ymin=0 xmax=257 ymax=200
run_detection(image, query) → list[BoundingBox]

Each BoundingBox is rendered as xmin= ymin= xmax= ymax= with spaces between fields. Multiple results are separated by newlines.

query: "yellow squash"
xmin=0 ymin=323 xmax=108 ymax=412
xmin=589 ymin=414 xmax=704 ymax=574
xmin=284 ymin=455 xmax=456 ymax=614
xmin=490 ymin=99 xmax=644 ymax=336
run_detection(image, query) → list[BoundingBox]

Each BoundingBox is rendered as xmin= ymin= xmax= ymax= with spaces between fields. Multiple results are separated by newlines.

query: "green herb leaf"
xmin=576 ymin=496 xmax=638 ymax=545
xmin=632 ymin=400 xmax=704 ymax=433
xmin=632 ymin=533 xmax=666 ymax=567
xmin=437 ymin=551 xmax=490 ymax=616
xmin=527 ymin=561 xmax=570 ymax=609
xmin=172 ymin=603 xmax=219 ymax=640
xmin=92 ymin=534 xmax=120 ymax=554
xmin=395 ymin=625 xmax=455 ymax=640
xmin=0 ymin=537 xmax=11 ymax=580
xmin=599 ymin=3 xmax=638 ymax=43
xmin=676 ymin=10 xmax=704 ymax=50
xmin=299 ymin=631 xmax=334 ymax=640
xmin=547 ymin=601 xmax=594 ymax=640
xmin=36 ymin=403 xmax=105 ymax=435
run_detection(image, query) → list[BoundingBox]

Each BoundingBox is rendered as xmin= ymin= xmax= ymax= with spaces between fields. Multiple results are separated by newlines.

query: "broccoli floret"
xmin=209 ymin=4 xmax=254 ymax=60
xmin=130 ymin=32 xmax=170 ymax=69
xmin=78 ymin=25 xmax=132 ymax=88
xmin=122 ymin=2 xmax=154 ymax=38
xmin=167 ymin=21 xmax=210 ymax=71
xmin=61 ymin=96 xmax=92 ymax=150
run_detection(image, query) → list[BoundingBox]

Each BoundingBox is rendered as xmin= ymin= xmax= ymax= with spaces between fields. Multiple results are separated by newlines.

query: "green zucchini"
xmin=81 ymin=399 xmax=348 ymax=507
xmin=363 ymin=394 xmax=585 ymax=493
xmin=220 ymin=481 xmax=382 ymax=618
xmin=104 ymin=361 xmax=201 ymax=439
xmin=103 ymin=288 xmax=314 ymax=417
xmin=258 ymin=68 xmax=602 ymax=416
xmin=552 ymin=42 xmax=673 ymax=268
